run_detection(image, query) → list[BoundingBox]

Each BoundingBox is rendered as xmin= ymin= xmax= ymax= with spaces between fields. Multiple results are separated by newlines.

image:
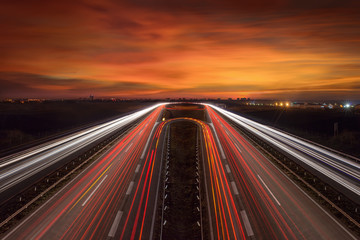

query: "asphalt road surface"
xmin=2 ymin=106 xmax=163 ymax=240
xmin=2 ymin=103 xmax=358 ymax=239
xmin=206 ymin=105 xmax=357 ymax=240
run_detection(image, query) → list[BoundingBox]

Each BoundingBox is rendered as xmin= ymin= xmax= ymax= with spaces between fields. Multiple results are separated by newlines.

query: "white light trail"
xmin=207 ymin=104 xmax=360 ymax=200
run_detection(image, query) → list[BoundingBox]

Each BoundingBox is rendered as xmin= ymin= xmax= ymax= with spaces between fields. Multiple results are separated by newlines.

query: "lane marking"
xmin=235 ymin=143 xmax=242 ymax=153
xmin=69 ymin=164 xmax=112 ymax=211
xmin=216 ymin=117 xmax=239 ymax=156
xmin=135 ymin=164 xmax=141 ymax=173
xmin=141 ymin=123 xmax=159 ymax=159
xmin=225 ymin=164 xmax=231 ymax=174
xmin=241 ymin=210 xmax=254 ymax=237
xmin=2 ymin=147 xmax=109 ymax=240
xmin=257 ymin=175 xmax=281 ymax=206
xmin=108 ymin=211 xmax=123 ymax=237
xmin=208 ymin=123 xmax=226 ymax=159
xmin=126 ymin=181 xmax=134 ymax=195
xmin=265 ymin=158 xmax=358 ymax=240
xmin=125 ymin=143 xmax=133 ymax=153
xmin=82 ymin=175 xmax=108 ymax=206
xmin=138 ymin=129 xmax=143 ymax=135
xmin=231 ymin=181 xmax=239 ymax=195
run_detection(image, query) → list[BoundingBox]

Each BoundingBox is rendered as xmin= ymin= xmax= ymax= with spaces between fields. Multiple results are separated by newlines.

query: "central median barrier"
xmin=159 ymin=120 xmax=203 ymax=239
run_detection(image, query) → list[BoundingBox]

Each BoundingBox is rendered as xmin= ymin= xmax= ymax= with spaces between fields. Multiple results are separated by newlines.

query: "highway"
xmin=197 ymin=118 xmax=246 ymax=239
xmin=107 ymin=117 xmax=246 ymax=239
xmin=206 ymin=105 xmax=357 ymax=239
xmin=208 ymin=104 xmax=360 ymax=204
xmin=1 ymin=112 xmax=248 ymax=239
xmin=1 ymin=103 xmax=358 ymax=239
xmin=2 ymin=105 xmax=164 ymax=239
xmin=0 ymin=103 xmax=163 ymax=205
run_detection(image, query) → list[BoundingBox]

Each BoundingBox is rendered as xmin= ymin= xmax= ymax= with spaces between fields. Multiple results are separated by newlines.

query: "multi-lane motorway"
xmin=2 ymin=105 xmax=163 ymax=239
xmin=206 ymin=105 xmax=357 ymax=239
xmin=0 ymin=104 xmax=163 ymax=205
xmin=1 ymin=103 xmax=358 ymax=239
xmin=208 ymin=104 xmax=360 ymax=204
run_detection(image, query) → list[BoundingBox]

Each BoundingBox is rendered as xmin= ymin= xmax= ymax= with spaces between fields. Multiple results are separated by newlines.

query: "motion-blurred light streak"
xmin=0 ymin=103 xmax=164 ymax=203
xmin=207 ymin=104 xmax=360 ymax=203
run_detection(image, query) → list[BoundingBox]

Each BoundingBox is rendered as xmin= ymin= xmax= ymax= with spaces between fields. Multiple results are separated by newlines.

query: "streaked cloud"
xmin=0 ymin=72 xmax=166 ymax=98
xmin=0 ymin=0 xmax=359 ymax=99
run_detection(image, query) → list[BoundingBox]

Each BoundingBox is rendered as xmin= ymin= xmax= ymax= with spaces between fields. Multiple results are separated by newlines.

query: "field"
xmin=0 ymin=101 xmax=153 ymax=155
xmin=224 ymin=103 xmax=360 ymax=158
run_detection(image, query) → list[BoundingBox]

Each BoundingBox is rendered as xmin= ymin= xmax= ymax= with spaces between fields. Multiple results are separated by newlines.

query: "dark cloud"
xmin=1 ymin=0 xmax=360 ymax=100
xmin=188 ymin=84 xmax=262 ymax=92
xmin=106 ymin=18 xmax=144 ymax=31
xmin=252 ymin=89 xmax=360 ymax=101
xmin=0 ymin=72 xmax=166 ymax=98
xmin=123 ymin=0 xmax=359 ymax=14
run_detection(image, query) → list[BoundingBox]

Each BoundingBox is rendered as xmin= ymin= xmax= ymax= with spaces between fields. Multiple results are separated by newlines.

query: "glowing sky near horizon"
xmin=1 ymin=0 xmax=360 ymax=100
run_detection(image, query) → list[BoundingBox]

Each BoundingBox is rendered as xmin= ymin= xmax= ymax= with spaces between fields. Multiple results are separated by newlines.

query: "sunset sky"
xmin=1 ymin=0 xmax=360 ymax=100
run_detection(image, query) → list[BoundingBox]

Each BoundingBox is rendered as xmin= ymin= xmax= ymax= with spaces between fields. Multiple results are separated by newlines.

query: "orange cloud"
xmin=0 ymin=0 xmax=359 ymax=100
